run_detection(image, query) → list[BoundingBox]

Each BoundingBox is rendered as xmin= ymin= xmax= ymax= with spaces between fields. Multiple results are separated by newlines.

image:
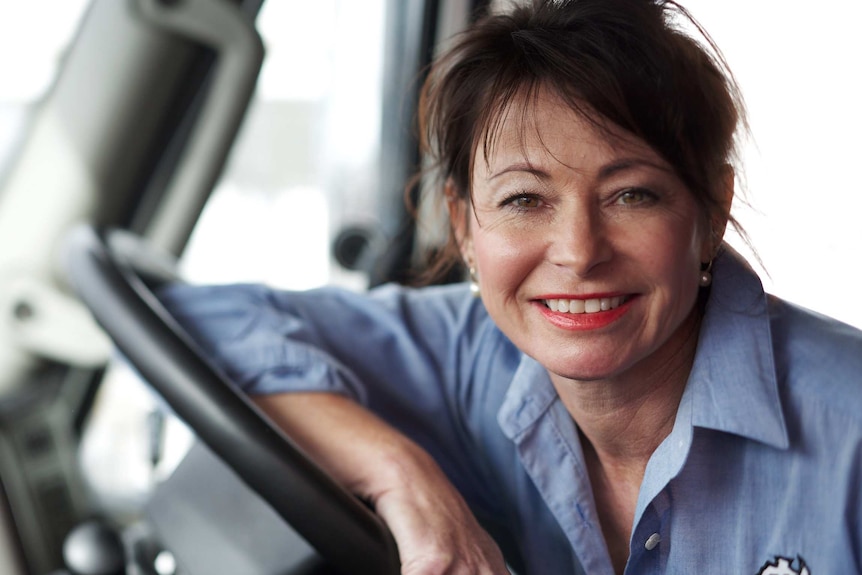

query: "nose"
xmin=547 ymin=203 xmax=613 ymax=276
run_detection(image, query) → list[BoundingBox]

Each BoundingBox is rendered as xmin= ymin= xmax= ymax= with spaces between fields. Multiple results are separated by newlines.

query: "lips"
xmin=543 ymin=296 xmax=629 ymax=314
xmin=535 ymin=294 xmax=636 ymax=331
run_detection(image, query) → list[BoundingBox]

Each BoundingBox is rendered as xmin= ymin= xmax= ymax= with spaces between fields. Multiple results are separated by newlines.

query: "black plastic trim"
xmin=64 ymin=226 xmax=400 ymax=575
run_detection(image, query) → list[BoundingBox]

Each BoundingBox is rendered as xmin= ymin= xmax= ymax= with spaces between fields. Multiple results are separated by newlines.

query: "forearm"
xmin=252 ymin=391 xmax=435 ymax=503
xmin=252 ymin=391 xmax=509 ymax=574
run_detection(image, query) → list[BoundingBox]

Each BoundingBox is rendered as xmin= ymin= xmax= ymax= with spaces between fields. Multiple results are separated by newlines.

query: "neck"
xmin=551 ymin=308 xmax=701 ymax=468
xmin=550 ymin=308 xmax=702 ymax=575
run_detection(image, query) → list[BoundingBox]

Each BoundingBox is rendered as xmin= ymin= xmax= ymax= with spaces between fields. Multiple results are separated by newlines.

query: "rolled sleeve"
xmin=159 ymin=283 xmax=369 ymax=401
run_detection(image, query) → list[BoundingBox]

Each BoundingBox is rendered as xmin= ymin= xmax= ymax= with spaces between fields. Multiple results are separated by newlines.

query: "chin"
xmin=542 ymin=356 xmax=629 ymax=384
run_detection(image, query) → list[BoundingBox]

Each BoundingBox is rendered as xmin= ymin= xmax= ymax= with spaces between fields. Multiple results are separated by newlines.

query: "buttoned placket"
xmin=621 ymin=389 xmax=694 ymax=574
xmin=626 ymin=490 xmax=672 ymax=574
xmin=498 ymin=354 xmax=696 ymax=575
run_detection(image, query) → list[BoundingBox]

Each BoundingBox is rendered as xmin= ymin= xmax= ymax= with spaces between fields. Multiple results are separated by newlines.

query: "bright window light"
xmin=683 ymin=1 xmax=862 ymax=329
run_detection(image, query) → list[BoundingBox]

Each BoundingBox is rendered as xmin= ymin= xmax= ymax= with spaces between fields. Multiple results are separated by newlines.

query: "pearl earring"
xmin=469 ymin=267 xmax=480 ymax=297
xmin=699 ymin=260 xmax=713 ymax=287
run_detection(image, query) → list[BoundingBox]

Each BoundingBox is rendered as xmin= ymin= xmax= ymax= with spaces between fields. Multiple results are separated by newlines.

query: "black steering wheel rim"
xmin=64 ymin=225 xmax=400 ymax=575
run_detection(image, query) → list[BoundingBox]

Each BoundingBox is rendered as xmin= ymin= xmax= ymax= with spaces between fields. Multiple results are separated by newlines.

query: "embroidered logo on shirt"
xmin=757 ymin=556 xmax=810 ymax=575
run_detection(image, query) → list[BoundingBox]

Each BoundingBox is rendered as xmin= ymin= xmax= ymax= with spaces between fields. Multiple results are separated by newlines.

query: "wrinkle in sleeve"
xmin=157 ymin=282 xmax=481 ymax=408
xmin=158 ymin=282 xmax=369 ymax=402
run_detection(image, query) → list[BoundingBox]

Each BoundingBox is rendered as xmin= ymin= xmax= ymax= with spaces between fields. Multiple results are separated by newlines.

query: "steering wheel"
xmin=63 ymin=225 xmax=400 ymax=575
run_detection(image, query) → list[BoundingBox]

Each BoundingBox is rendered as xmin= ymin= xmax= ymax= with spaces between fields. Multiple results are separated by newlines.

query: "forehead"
xmin=473 ymin=88 xmax=668 ymax=178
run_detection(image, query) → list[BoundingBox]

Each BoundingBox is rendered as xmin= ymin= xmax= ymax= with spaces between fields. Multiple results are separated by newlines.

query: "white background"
xmin=682 ymin=1 xmax=862 ymax=328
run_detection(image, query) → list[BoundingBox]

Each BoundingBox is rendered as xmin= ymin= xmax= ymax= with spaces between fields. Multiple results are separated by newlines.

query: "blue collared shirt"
xmin=161 ymin=250 xmax=862 ymax=574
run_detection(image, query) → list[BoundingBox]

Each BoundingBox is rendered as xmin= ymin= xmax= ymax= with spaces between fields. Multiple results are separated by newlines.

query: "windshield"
xmin=179 ymin=0 xmax=385 ymax=292
xmin=0 ymin=1 xmax=89 ymax=179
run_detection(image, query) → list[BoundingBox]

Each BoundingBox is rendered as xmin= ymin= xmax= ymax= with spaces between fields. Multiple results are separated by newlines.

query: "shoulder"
xmin=363 ymin=283 xmax=509 ymax=366
xmin=768 ymin=295 xmax=862 ymax=416
xmin=366 ymin=282 xmax=485 ymax=322
xmin=768 ymin=295 xmax=862 ymax=375
xmin=372 ymin=283 xmax=499 ymax=337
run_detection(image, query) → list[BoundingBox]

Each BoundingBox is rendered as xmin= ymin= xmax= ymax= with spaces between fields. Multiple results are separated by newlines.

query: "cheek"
xmin=653 ymin=229 xmax=701 ymax=278
xmin=472 ymin=226 xmax=541 ymax=292
xmin=643 ymin=221 xmax=704 ymax=306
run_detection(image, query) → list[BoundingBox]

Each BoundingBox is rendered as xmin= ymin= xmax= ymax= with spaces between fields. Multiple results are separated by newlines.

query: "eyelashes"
xmin=498 ymin=192 xmax=542 ymax=211
xmin=497 ymin=187 xmax=659 ymax=213
xmin=615 ymin=187 xmax=659 ymax=206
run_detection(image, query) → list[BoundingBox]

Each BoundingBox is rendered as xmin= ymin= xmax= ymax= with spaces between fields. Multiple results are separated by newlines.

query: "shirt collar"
xmin=497 ymin=246 xmax=788 ymax=449
xmin=685 ymin=246 xmax=789 ymax=449
xmin=498 ymin=353 xmax=557 ymax=440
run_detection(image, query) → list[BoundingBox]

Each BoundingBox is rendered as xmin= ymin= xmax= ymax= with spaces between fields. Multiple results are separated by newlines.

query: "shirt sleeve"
xmin=159 ymin=282 xmax=378 ymax=402
xmin=158 ymin=280 xmax=527 ymax=553
xmin=158 ymin=281 xmax=493 ymax=470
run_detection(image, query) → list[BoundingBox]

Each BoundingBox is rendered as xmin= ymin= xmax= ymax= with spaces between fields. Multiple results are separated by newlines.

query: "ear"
xmin=703 ymin=164 xmax=735 ymax=261
xmin=446 ymin=180 xmax=474 ymax=265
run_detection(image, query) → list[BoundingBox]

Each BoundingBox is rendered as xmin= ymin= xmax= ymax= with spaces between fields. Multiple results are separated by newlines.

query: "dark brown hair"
xmin=417 ymin=0 xmax=747 ymax=280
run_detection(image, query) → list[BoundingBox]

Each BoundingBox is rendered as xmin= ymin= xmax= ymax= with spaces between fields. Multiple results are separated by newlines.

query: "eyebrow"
xmin=488 ymin=157 xmax=673 ymax=181
xmin=598 ymin=158 xmax=674 ymax=179
xmin=488 ymin=163 xmax=550 ymax=181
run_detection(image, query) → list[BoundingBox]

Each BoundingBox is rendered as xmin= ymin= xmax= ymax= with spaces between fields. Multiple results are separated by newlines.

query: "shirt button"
xmin=644 ymin=533 xmax=661 ymax=551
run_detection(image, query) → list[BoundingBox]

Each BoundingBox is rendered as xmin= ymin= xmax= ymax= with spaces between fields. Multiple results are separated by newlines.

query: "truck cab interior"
xmin=0 ymin=1 xmax=859 ymax=574
xmin=0 ymin=1 xmax=487 ymax=573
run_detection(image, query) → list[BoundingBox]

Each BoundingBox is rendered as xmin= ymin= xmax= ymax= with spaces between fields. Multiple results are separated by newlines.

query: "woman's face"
xmin=454 ymin=91 xmax=719 ymax=384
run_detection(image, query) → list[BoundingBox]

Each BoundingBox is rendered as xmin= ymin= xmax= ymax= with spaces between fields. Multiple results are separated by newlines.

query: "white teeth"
xmin=544 ymin=296 xmax=627 ymax=314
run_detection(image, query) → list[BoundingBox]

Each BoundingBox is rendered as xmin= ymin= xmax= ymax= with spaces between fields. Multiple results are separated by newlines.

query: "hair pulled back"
xmin=418 ymin=0 xmax=746 ymax=278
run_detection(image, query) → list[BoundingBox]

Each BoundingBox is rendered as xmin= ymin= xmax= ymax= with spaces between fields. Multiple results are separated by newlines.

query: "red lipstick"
xmin=535 ymin=295 xmax=635 ymax=331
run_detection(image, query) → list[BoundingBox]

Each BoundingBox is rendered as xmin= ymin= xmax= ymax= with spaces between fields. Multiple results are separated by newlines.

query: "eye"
xmin=501 ymin=193 xmax=541 ymax=210
xmin=513 ymin=196 xmax=540 ymax=209
xmin=616 ymin=188 xmax=656 ymax=206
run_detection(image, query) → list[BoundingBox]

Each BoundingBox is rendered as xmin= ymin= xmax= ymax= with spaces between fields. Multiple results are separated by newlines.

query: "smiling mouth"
xmin=543 ymin=296 xmax=631 ymax=314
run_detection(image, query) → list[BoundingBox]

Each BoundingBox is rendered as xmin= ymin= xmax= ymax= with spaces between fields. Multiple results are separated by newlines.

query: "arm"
xmin=161 ymin=281 xmax=509 ymax=572
xmin=254 ymin=391 xmax=509 ymax=575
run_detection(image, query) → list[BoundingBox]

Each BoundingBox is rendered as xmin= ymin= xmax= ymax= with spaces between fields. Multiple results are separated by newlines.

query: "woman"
xmin=162 ymin=0 xmax=862 ymax=573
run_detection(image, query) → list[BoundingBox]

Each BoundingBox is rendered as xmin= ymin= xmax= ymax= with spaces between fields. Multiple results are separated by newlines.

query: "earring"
xmin=469 ymin=267 xmax=480 ymax=297
xmin=699 ymin=260 xmax=713 ymax=287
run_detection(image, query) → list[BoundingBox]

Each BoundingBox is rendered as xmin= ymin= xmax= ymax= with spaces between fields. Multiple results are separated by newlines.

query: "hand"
xmin=253 ymin=392 xmax=509 ymax=575
xmin=372 ymin=447 xmax=510 ymax=575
